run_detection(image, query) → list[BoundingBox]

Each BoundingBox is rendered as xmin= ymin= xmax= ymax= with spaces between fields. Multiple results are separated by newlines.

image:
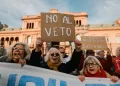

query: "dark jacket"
xmin=27 ymin=49 xmax=44 ymax=67
xmin=40 ymin=50 xmax=83 ymax=74
xmin=72 ymin=49 xmax=85 ymax=71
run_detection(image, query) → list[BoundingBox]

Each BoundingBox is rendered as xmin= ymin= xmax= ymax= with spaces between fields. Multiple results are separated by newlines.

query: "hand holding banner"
xmin=0 ymin=63 xmax=119 ymax=86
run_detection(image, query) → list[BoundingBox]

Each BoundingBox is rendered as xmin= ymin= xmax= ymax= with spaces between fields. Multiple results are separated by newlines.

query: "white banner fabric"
xmin=0 ymin=63 xmax=120 ymax=86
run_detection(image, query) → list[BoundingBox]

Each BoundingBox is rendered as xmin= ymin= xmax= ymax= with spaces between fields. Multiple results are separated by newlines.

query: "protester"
xmin=27 ymin=37 xmax=44 ymax=67
xmin=73 ymin=39 xmax=85 ymax=71
xmin=112 ymin=47 xmax=120 ymax=78
xmin=6 ymin=42 xmax=31 ymax=66
xmin=95 ymin=48 xmax=113 ymax=75
xmin=59 ymin=47 xmax=71 ymax=63
xmin=78 ymin=56 xmax=119 ymax=83
xmin=0 ymin=45 xmax=7 ymax=57
xmin=41 ymin=47 xmax=81 ymax=74
xmin=69 ymin=39 xmax=85 ymax=75
xmin=86 ymin=50 xmax=95 ymax=58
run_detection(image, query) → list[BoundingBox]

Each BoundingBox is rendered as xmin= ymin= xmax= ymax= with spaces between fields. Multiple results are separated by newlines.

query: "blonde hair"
xmin=7 ymin=42 xmax=31 ymax=61
xmin=44 ymin=47 xmax=63 ymax=62
xmin=116 ymin=47 xmax=120 ymax=57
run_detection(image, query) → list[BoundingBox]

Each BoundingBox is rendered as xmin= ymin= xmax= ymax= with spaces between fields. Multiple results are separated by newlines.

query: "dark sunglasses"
xmin=51 ymin=53 xmax=59 ymax=56
xmin=86 ymin=63 xmax=98 ymax=67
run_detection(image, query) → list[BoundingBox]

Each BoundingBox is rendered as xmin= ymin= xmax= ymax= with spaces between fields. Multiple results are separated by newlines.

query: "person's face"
xmin=49 ymin=50 xmax=60 ymax=64
xmin=59 ymin=48 xmax=65 ymax=57
xmin=86 ymin=60 xmax=100 ymax=74
xmin=75 ymin=43 xmax=82 ymax=50
xmin=98 ymin=51 xmax=105 ymax=57
xmin=12 ymin=44 xmax=25 ymax=60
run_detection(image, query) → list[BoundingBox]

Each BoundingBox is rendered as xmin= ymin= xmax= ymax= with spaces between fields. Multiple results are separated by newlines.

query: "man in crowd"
xmin=59 ymin=47 xmax=71 ymax=63
xmin=95 ymin=48 xmax=113 ymax=75
xmin=70 ymin=39 xmax=85 ymax=75
xmin=28 ymin=37 xmax=44 ymax=67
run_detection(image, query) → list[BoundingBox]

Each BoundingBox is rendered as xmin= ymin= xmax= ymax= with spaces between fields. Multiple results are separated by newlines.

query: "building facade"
xmin=0 ymin=8 xmax=120 ymax=56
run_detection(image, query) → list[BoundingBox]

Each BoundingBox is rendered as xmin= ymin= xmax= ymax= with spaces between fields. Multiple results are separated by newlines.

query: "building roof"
xmin=0 ymin=28 xmax=21 ymax=31
xmin=88 ymin=24 xmax=120 ymax=28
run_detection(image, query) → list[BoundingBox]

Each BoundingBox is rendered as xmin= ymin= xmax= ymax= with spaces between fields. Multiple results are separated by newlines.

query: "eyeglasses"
xmin=86 ymin=63 xmax=98 ymax=67
xmin=51 ymin=53 xmax=59 ymax=56
xmin=13 ymin=47 xmax=24 ymax=51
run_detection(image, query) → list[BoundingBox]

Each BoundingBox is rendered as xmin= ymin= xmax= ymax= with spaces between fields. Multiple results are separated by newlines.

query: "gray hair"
xmin=44 ymin=47 xmax=63 ymax=62
xmin=83 ymin=56 xmax=103 ymax=70
xmin=7 ymin=42 xmax=31 ymax=61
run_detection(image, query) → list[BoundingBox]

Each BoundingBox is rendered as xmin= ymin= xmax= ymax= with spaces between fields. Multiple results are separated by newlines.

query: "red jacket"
xmin=96 ymin=55 xmax=113 ymax=75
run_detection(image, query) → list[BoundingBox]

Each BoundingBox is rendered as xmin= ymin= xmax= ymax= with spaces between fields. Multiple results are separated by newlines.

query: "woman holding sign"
xmin=78 ymin=56 xmax=119 ymax=83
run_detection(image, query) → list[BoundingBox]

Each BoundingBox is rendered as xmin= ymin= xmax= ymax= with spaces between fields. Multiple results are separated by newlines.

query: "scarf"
xmin=47 ymin=60 xmax=61 ymax=71
xmin=84 ymin=68 xmax=107 ymax=78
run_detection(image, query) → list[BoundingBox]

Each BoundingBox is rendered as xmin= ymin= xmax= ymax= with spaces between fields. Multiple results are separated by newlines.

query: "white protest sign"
xmin=41 ymin=13 xmax=75 ymax=42
xmin=0 ymin=63 xmax=120 ymax=86
xmin=81 ymin=36 xmax=108 ymax=50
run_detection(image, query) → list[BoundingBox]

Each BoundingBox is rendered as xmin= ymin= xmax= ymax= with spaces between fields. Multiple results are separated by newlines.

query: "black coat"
xmin=27 ymin=49 xmax=44 ymax=67
xmin=40 ymin=50 xmax=83 ymax=74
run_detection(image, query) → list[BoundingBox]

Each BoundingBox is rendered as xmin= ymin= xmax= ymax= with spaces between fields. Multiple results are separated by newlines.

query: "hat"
xmin=96 ymin=50 xmax=104 ymax=55
xmin=74 ymin=39 xmax=81 ymax=44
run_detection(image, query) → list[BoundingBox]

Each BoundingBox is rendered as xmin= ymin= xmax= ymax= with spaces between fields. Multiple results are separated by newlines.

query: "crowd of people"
xmin=0 ymin=37 xmax=120 ymax=83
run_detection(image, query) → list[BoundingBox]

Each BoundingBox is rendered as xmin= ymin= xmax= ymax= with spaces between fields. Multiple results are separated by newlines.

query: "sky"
xmin=0 ymin=0 xmax=120 ymax=28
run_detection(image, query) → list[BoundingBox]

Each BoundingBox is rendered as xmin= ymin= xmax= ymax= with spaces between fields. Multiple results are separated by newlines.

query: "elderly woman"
xmin=78 ymin=56 xmax=119 ymax=83
xmin=6 ymin=42 xmax=31 ymax=66
xmin=41 ymin=47 xmax=81 ymax=73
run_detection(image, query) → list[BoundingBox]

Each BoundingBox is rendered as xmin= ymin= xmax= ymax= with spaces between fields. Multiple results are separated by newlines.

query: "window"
xmin=26 ymin=23 xmax=34 ymax=29
xmin=30 ymin=23 xmax=31 ymax=28
xmin=79 ymin=20 xmax=81 ymax=26
xmin=32 ymin=23 xmax=34 ymax=28
xmin=116 ymin=36 xmax=120 ymax=43
xmin=76 ymin=20 xmax=78 ymax=25
xmin=26 ymin=23 xmax=29 ymax=29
